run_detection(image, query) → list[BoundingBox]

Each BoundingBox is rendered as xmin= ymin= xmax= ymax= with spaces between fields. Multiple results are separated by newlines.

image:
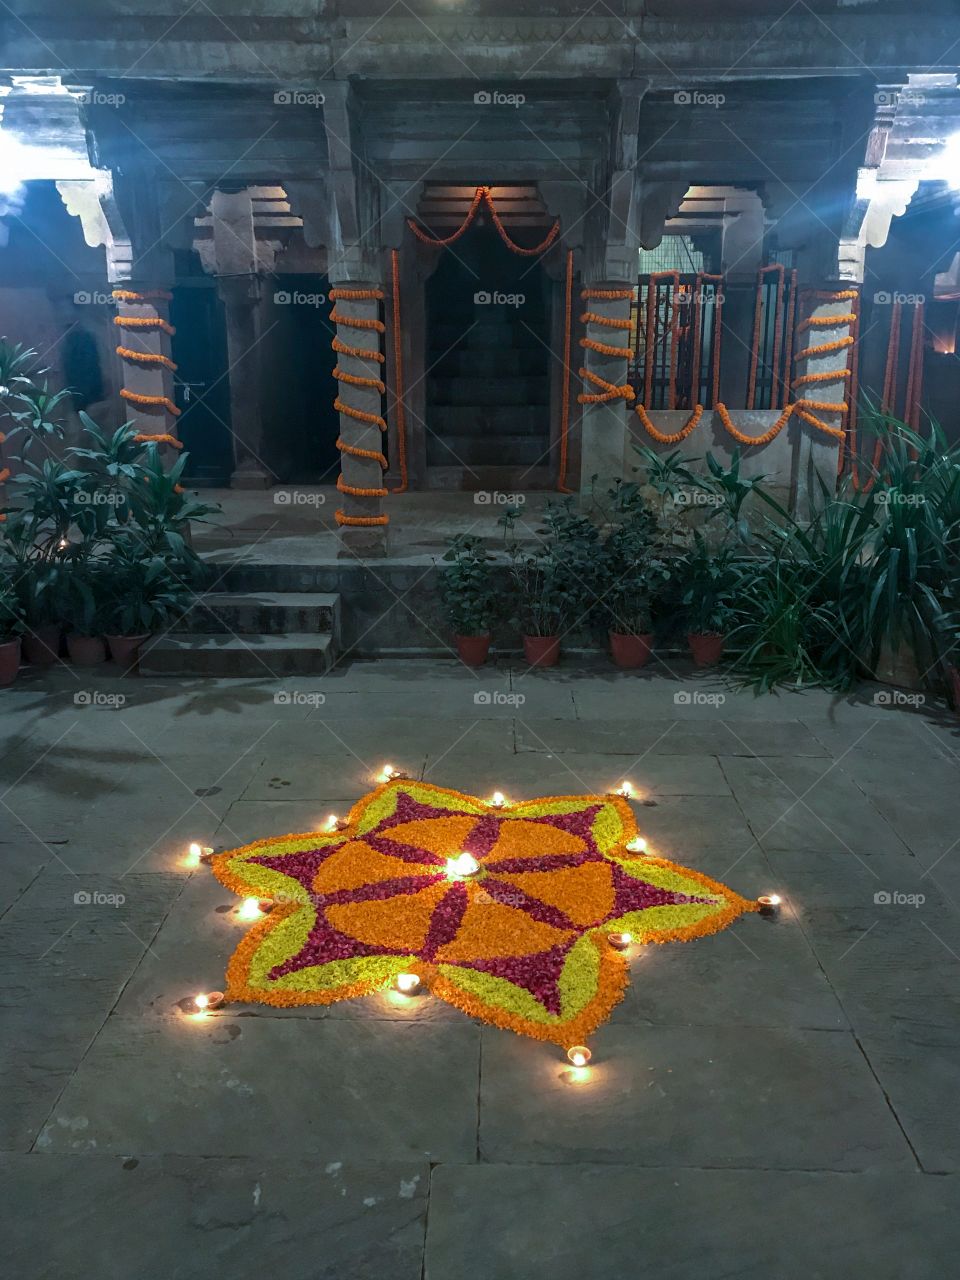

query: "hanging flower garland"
xmin=407 ymin=187 xmax=560 ymax=257
xmin=134 ymin=432 xmax=182 ymax=449
xmin=114 ymin=315 xmax=175 ymax=336
xmin=120 ymin=388 xmax=181 ymax=416
xmin=329 ymin=287 xmax=390 ymax=526
xmin=635 ymin=402 xmax=704 ymax=444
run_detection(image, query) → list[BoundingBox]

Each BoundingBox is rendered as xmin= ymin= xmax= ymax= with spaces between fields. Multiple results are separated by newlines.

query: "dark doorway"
xmin=171 ymin=284 xmax=233 ymax=487
xmin=260 ymin=274 xmax=341 ymax=483
xmin=425 ymin=227 xmax=552 ymax=488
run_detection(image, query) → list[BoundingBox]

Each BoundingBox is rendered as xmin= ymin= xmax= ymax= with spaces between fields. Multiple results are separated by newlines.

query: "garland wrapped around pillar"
xmin=112 ymin=288 xmax=180 ymax=440
xmin=576 ymin=285 xmax=634 ymax=500
xmin=329 ymin=285 xmax=389 ymax=554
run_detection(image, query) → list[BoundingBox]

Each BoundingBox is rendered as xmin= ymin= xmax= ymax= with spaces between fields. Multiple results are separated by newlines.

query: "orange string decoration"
xmin=134 ymin=432 xmax=182 ymax=449
xmin=578 ymin=287 xmax=636 ymax=406
xmin=120 ymin=388 xmax=181 ymax=416
xmin=115 ymin=346 xmax=178 ymax=372
xmin=389 ymin=249 xmax=409 ymax=494
xmin=331 ymin=288 xmax=389 ymax=527
xmin=407 ymin=187 xmax=560 ymax=257
xmin=112 ymin=289 xmax=173 ymax=303
xmin=556 ymin=249 xmax=574 ymax=494
xmin=114 ymin=316 xmax=175 ymax=336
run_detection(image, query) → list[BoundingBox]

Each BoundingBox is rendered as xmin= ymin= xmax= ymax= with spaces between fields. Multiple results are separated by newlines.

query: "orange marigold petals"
xmin=336 ymin=438 xmax=387 ymax=467
xmin=333 ymin=366 xmax=385 ymax=393
xmin=0 ymin=467 xmax=9 ymax=483
xmin=328 ymin=287 xmax=385 ymax=301
xmin=337 ymin=475 xmax=388 ymax=498
xmin=334 ymin=397 xmax=386 ymax=430
xmin=112 ymin=288 xmax=173 ymax=302
xmin=794 ymin=335 xmax=855 ymax=361
xmin=581 ymin=288 xmax=634 ymax=300
xmin=580 ymin=310 xmax=632 ymax=330
xmin=793 ymin=369 xmax=851 ymax=387
xmin=120 ymin=388 xmax=181 ymax=416
xmin=134 ymin=432 xmax=183 ymax=448
xmin=716 ymin=402 xmax=792 ymax=445
xmin=115 ymin=346 xmax=178 ymax=371
xmin=580 ymin=337 xmax=632 ymax=359
xmin=635 ymin=403 xmax=703 ymax=443
xmin=335 ymin=510 xmax=390 ymax=527
xmin=114 ymin=316 xmax=176 ymax=336
xmin=329 ymin=308 xmax=385 ymax=334
xmin=797 ymin=312 xmax=857 ymax=331
xmin=332 ymin=335 xmax=385 ymax=363
xmin=577 ymin=367 xmax=635 ymax=404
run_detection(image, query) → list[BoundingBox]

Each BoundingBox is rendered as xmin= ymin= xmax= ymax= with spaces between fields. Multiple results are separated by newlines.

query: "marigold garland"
xmin=115 ymin=346 xmax=178 ymax=372
xmin=578 ymin=367 xmax=636 ymax=404
xmin=332 ymin=335 xmax=385 ymax=364
xmin=580 ymin=336 xmax=632 ymax=359
xmin=635 ymin=402 xmax=704 ymax=443
xmin=793 ymin=335 xmax=855 ymax=362
xmin=134 ymin=432 xmax=182 ymax=448
xmin=114 ymin=316 xmax=176 ymax=336
xmin=581 ymin=311 xmax=632 ymax=330
xmin=407 ymin=187 xmax=560 ymax=257
xmin=797 ymin=312 xmax=857 ymax=330
xmin=0 ymin=467 xmax=9 ymax=483
xmin=112 ymin=288 xmax=173 ymax=303
xmin=716 ymin=401 xmax=793 ymax=445
xmin=120 ymin=388 xmax=181 ymax=416
xmin=331 ymin=287 xmax=389 ymax=527
xmin=209 ymin=778 xmax=758 ymax=1044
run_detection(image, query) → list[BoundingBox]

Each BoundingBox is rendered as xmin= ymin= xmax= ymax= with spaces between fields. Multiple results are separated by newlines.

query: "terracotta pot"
xmin=22 ymin=624 xmax=61 ymax=666
xmin=455 ymin=634 xmax=491 ymax=667
xmin=609 ymin=631 xmax=654 ymax=670
xmin=947 ymin=664 xmax=960 ymax=712
xmin=0 ymin=637 xmax=21 ymax=687
xmin=66 ymin=633 xmax=107 ymax=667
xmin=106 ymin=633 xmax=150 ymax=671
xmin=688 ymin=632 xmax=725 ymax=668
xmin=523 ymin=634 xmax=560 ymax=668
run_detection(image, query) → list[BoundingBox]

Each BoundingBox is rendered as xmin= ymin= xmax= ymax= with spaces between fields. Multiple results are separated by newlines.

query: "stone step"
xmin=139 ymin=632 xmax=336 ymax=678
xmin=427 ymin=405 xmax=550 ymax=433
xmin=433 ymin=349 xmax=546 ymax=377
xmin=426 ymin=434 xmax=549 ymax=467
xmin=215 ymin=564 xmax=341 ymax=593
xmin=427 ymin=375 xmax=549 ymax=406
xmin=174 ymin=591 xmax=340 ymax=638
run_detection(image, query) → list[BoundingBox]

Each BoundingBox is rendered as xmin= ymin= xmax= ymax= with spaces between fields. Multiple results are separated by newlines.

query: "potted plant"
xmin=101 ymin=546 xmax=192 ymax=671
xmin=678 ymin=532 xmax=742 ymax=667
xmin=57 ymin=560 xmax=109 ymax=666
xmin=439 ymin=535 xmax=499 ymax=666
xmin=0 ymin=577 xmax=24 ymax=685
xmin=597 ymin=488 xmax=667 ymax=669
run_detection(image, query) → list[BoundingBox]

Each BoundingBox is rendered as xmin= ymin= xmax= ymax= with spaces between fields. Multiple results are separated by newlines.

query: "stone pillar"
xmin=217 ymin=275 xmax=272 ymax=489
xmin=113 ymin=286 xmax=179 ymax=438
xmin=791 ymin=286 xmax=855 ymax=510
xmin=330 ymin=283 xmax=388 ymax=557
xmin=578 ymin=284 xmax=633 ymax=502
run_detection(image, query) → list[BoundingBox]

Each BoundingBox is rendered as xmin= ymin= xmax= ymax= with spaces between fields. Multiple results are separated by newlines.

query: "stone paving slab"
xmin=38 ymin=1016 xmax=480 ymax=1162
xmin=424 ymin=1165 xmax=958 ymax=1280
xmin=478 ymin=1024 xmax=912 ymax=1170
xmin=718 ymin=755 xmax=913 ymax=856
xmin=516 ymin=715 xmax=831 ymax=757
xmin=2 ymin=1153 xmax=429 ymax=1280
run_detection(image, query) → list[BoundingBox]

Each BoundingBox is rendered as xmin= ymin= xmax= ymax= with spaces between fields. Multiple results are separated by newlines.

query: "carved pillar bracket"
xmin=577 ymin=285 xmax=633 ymax=502
xmin=327 ymin=275 xmax=388 ymax=558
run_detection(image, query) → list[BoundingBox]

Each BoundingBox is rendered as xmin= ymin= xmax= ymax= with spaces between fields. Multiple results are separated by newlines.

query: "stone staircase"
xmin=140 ymin=567 xmax=340 ymax=677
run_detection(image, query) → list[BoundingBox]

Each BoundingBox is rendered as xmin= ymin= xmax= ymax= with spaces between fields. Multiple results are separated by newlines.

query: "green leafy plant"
xmin=596 ymin=484 xmax=669 ymax=636
xmin=677 ymin=532 xmax=744 ymax=636
xmin=0 ymin=576 xmax=25 ymax=642
xmin=100 ymin=547 xmax=194 ymax=637
xmin=439 ymin=535 xmax=500 ymax=637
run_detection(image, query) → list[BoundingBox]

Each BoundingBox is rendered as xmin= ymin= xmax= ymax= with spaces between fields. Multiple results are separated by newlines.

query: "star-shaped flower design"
xmin=211 ymin=779 xmax=757 ymax=1044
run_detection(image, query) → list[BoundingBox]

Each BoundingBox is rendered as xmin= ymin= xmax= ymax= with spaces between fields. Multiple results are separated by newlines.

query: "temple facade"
xmin=0 ymin=2 xmax=959 ymax=555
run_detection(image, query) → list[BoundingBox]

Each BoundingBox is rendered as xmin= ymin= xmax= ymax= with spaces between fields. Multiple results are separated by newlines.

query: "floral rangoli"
xmin=211 ymin=779 xmax=757 ymax=1044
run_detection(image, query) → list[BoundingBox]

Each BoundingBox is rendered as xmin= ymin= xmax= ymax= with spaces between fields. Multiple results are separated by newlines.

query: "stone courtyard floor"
xmin=2 ymin=658 xmax=960 ymax=1278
